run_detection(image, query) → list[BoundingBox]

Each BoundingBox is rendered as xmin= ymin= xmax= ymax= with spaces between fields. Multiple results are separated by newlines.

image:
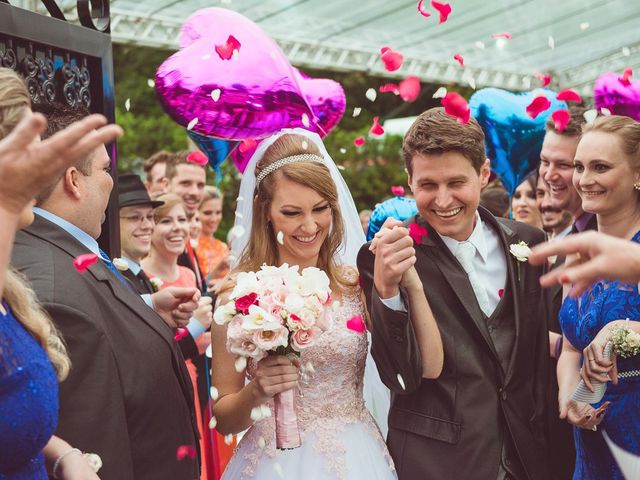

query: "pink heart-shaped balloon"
xmin=594 ymin=72 xmax=640 ymax=121
xmin=156 ymin=8 xmax=314 ymax=140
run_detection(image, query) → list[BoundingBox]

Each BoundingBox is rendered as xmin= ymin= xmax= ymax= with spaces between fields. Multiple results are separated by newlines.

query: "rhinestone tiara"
xmin=255 ymin=154 xmax=324 ymax=187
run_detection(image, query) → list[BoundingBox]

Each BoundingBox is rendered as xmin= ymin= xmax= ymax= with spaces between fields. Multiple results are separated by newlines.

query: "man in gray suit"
xmin=358 ymin=108 xmax=550 ymax=479
xmin=12 ymin=105 xmax=201 ymax=480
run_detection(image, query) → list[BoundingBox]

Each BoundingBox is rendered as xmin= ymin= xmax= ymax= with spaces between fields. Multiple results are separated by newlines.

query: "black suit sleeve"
xmin=178 ymin=333 xmax=199 ymax=361
xmin=357 ymin=244 xmax=423 ymax=394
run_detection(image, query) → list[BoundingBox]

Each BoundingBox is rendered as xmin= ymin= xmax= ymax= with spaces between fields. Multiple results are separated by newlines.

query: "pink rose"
xmin=227 ymin=336 xmax=263 ymax=359
xmin=291 ymin=327 xmax=321 ymax=352
xmin=253 ymin=326 xmax=289 ymax=351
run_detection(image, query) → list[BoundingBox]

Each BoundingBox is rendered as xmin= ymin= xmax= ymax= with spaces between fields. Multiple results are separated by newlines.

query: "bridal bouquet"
xmin=214 ymin=263 xmax=333 ymax=448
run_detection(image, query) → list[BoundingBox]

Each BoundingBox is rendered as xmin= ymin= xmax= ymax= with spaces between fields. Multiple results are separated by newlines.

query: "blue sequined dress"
xmin=0 ymin=302 xmax=58 ymax=479
xmin=559 ymin=231 xmax=640 ymax=480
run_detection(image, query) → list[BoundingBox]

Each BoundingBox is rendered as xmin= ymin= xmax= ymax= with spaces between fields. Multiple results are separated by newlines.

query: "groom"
xmin=358 ymin=108 xmax=550 ymax=479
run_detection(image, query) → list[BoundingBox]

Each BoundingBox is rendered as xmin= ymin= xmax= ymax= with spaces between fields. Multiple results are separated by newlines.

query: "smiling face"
xmin=268 ymin=176 xmax=332 ymax=268
xmin=511 ymin=177 xmax=542 ymax=228
xmin=199 ymin=197 xmax=223 ymax=237
xmin=119 ymin=205 xmax=155 ymax=262
xmin=151 ymin=203 xmax=189 ymax=257
xmin=168 ymin=164 xmax=206 ymax=216
xmin=536 ymin=174 xmax=572 ymax=233
xmin=408 ymin=152 xmax=490 ymax=241
xmin=540 ymin=131 xmax=582 ymax=216
xmin=573 ymin=131 xmax=640 ymax=217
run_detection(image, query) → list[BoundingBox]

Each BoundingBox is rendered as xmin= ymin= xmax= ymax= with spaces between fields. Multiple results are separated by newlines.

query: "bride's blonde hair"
xmin=0 ymin=67 xmax=70 ymax=380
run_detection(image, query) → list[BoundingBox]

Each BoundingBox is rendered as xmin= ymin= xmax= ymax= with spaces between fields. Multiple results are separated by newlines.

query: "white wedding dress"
xmin=222 ymin=278 xmax=396 ymax=480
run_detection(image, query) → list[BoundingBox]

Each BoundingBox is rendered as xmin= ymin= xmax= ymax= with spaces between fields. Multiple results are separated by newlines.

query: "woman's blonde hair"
xmin=233 ymin=134 xmax=355 ymax=296
xmin=151 ymin=192 xmax=187 ymax=222
xmin=0 ymin=67 xmax=70 ymax=380
xmin=200 ymin=186 xmax=223 ymax=205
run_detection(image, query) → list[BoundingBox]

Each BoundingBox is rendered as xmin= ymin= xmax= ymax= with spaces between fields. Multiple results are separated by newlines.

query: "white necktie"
xmin=455 ymin=241 xmax=491 ymax=317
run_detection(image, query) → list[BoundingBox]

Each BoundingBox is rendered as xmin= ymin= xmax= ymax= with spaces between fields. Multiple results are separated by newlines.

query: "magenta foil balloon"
xmin=594 ymin=72 xmax=640 ymax=121
xmin=156 ymin=8 xmax=314 ymax=140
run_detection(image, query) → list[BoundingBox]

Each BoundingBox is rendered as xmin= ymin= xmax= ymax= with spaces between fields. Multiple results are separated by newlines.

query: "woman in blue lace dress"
xmin=558 ymin=115 xmax=640 ymax=480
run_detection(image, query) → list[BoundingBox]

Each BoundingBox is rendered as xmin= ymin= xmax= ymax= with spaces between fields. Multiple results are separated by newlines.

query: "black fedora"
xmin=118 ymin=174 xmax=164 ymax=209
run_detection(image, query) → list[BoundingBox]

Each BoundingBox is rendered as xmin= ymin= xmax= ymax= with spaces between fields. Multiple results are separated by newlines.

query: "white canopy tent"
xmin=13 ymin=0 xmax=640 ymax=97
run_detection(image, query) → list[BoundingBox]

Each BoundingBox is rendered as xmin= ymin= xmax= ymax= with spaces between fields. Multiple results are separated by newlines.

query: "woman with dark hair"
xmin=511 ymin=174 xmax=544 ymax=229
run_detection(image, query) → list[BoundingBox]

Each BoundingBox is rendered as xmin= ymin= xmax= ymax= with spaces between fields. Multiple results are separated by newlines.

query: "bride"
xmin=210 ymin=128 xmax=442 ymax=479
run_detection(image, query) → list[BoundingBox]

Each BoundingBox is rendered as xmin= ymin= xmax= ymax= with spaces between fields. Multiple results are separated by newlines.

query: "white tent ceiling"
xmin=14 ymin=0 xmax=640 ymax=97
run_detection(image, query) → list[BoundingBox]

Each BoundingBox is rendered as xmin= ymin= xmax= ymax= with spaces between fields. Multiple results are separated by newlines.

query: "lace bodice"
xmin=239 ymin=278 xmax=393 ymax=479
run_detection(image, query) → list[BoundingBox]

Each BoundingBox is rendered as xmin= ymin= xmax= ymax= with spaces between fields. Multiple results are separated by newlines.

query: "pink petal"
xmin=391 ymin=185 xmax=405 ymax=196
xmin=73 ymin=253 xmax=99 ymax=273
xmin=551 ymin=109 xmax=571 ymax=133
xmin=215 ymin=35 xmax=241 ymax=60
xmin=441 ymin=92 xmax=470 ymax=124
xmin=556 ymin=89 xmax=582 ymax=103
xmin=380 ymin=46 xmax=404 ymax=72
xmin=346 ymin=314 xmax=366 ymax=334
xmin=353 ymin=136 xmax=365 ymax=147
xmin=453 ymin=53 xmax=465 ymax=67
xmin=379 ymin=83 xmax=400 ymax=95
xmin=408 ymin=222 xmax=429 ymax=245
xmin=535 ymin=72 xmax=552 ymax=87
xmin=498 ymin=289 xmax=504 ymax=298
xmin=174 ymin=328 xmax=189 ymax=341
xmin=417 ymin=0 xmax=432 ymax=17
xmin=369 ymin=116 xmax=385 ymax=136
xmin=525 ymin=95 xmax=551 ymax=119
xmin=398 ymin=76 xmax=421 ymax=102
xmin=186 ymin=151 xmax=208 ymax=166
xmin=620 ymin=67 xmax=633 ymax=86
xmin=491 ymin=32 xmax=512 ymax=40
xmin=431 ymin=1 xmax=451 ymax=23
xmin=176 ymin=445 xmax=197 ymax=461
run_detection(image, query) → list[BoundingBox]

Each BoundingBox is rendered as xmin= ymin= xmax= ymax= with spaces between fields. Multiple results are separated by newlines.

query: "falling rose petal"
xmin=302 ymin=140 xmax=308 ymax=150
xmin=498 ymin=289 xmax=504 ymax=298
xmin=210 ymin=386 xmax=219 ymax=401
xmin=238 ymin=138 xmax=257 ymax=154
xmin=234 ymin=356 xmax=247 ymax=372
xmin=369 ymin=116 xmax=385 ymax=136
xmin=224 ymin=434 xmax=234 ymax=445
xmin=556 ymin=89 xmax=582 ymax=103
xmin=441 ymin=92 xmax=470 ymax=124
xmin=601 ymin=107 xmax=612 ymax=116
xmin=408 ymin=222 xmax=429 ymax=245
xmin=186 ymin=151 xmax=208 ymax=166
xmin=379 ymin=83 xmax=400 ymax=95
xmin=346 ymin=314 xmax=366 ymax=334
xmin=352 ymin=106 xmax=362 ymax=117
xmin=622 ymin=47 xmax=631 ymax=56
xmin=397 ymin=373 xmax=406 ymax=390
xmin=174 ymin=328 xmax=189 ymax=341
xmin=73 ymin=253 xmax=99 ymax=272
xmin=525 ymin=95 xmax=551 ymax=119
xmin=337 ymin=165 xmax=346 ymax=171
xmin=398 ymin=76 xmax=421 ymax=102
xmin=380 ymin=46 xmax=404 ymax=72
xmin=257 ymin=437 xmax=266 ymax=449
xmin=491 ymin=32 xmax=512 ymax=40
xmin=208 ymin=416 xmax=217 ymax=429
xmin=417 ymin=0 xmax=431 ymax=17
xmin=548 ymin=36 xmax=555 ymax=49
xmin=147 ymin=79 xmax=155 ymax=88
xmin=453 ymin=53 xmax=464 ymax=67
xmin=391 ymin=185 xmax=405 ymax=196
xmin=535 ymin=72 xmax=552 ymax=87
xmin=210 ymin=88 xmax=221 ymax=102
xmin=276 ymin=231 xmax=284 ymax=245
xmin=205 ymin=344 xmax=212 ymax=358
xmin=620 ymin=68 xmax=633 ymax=86
xmin=431 ymin=1 xmax=451 ymax=23
xmin=215 ymin=35 xmax=241 ymax=60
xmin=187 ymin=118 xmax=198 ymax=131
xmin=260 ymin=404 xmax=271 ymax=418
xmin=339 ymin=147 xmax=347 ymax=154
xmin=365 ymin=88 xmax=377 ymax=102
xmin=176 ymin=445 xmax=197 ymax=461
xmin=583 ymin=109 xmax=598 ymax=124
xmin=433 ymin=86 xmax=447 ymax=98
xmin=580 ymin=22 xmax=590 ymax=30
xmin=354 ymin=136 xmax=365 ymax=147
xmin=124 ymin=98 xmax=131 ymax=111
xmin=301 ymin=113 xmax=310 ymax=128
xmin=250 ymin=406 xmax=263 ymax=421
xmin=475 ymin=41 xmax=486 ymax=49
xmin=551 ymin=109 xmax=571 ymax=133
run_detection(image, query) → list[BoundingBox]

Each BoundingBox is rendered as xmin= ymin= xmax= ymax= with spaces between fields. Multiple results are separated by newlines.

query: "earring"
xmin=635 ymin=183 xmax=640 ymax=191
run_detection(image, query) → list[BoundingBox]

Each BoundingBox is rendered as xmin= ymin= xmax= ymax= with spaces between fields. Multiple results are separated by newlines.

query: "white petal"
xmin=210 ymin=386 xmax=219 ymax=401
xmin=147 ymin=79 xmax=155 ymax=88
xmin=365 ymin=88 xmax=377 ymax=102
xmin=124 ymin=98 xmax=131 ymax=111
xmin=397 ymin=373 xmax=406 ymax=390
xmin=211 ymin=89 xmax=221 ymax=102
xmin=234 ymin=356 xmax=247 ymax=373
xmin=467 ymin=77 xmax=476 ymax=90
xmin=622 ymin=46 xmax=631 ymax=56
xmin=433 ymin=87 xmax=447 ymax=99
xmin=250 ymin=406 xmax=263 ymax=421
xmin=260 ymin=404 xmax=272 ymax=418
xmin=258 ymin=436 xmax=266 ymax=448
xmin=205 ymin=344 xmax=212 ymax=358
xmin=276 ymin=231 xmax=284 ymax=245
xmin=579 ymin=22 xmax=590 ymax=30
xmin=548 ymin=36 xmax=555 ymax=49
xmin=301 ymin=113 xmax=310 ymax=128
xmin=224 ymin=434 xmax=234 ymax=445
xmin=339 ymin=148 xmax=347 ymax=154
xmin=601 ymin=107 xmax=612 ymax=116
xmin=208 ymin=416 xmax=217 ymax=429
xmin=187 ymin=118 xmax=198 ymax=131
xmin=302 ymin=140 xmax=308 ymax=150
xmin=475 ymin=41 xmax=485 ymax=49
xmin=352 ymin=107 xmax=362 ymax=117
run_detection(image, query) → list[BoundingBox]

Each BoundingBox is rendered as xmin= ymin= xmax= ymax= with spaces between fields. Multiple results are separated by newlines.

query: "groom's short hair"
xmin=402 ymin=107 xmax=486 ymax=175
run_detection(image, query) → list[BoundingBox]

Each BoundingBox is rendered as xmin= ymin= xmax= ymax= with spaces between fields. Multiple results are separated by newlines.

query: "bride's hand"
xmin=252 ymin=355 xmax=299 ymax=401
xmin=582 ymin=324 xmax=617 ymax=391
xmin=400 ymin=265 xmax=422 ymax=291
xmin=560 ymin=397 xmax=610 ymax=431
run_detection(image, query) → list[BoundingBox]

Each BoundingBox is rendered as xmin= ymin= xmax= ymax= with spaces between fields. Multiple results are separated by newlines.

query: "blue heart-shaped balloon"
xmin=470 ymin=88 xmax=567 ymax=194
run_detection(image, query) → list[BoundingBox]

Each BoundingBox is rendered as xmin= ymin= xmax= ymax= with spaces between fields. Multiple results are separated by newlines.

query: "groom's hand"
xmin=372 ymin=219 xmax=416 ymax=299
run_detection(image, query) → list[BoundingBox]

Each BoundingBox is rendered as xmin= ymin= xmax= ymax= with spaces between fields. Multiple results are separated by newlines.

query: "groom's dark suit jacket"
xmin=12 ymin=215 xmax=199 ymax=480
xmin=358 ymin=207 xmax=550 ymax=480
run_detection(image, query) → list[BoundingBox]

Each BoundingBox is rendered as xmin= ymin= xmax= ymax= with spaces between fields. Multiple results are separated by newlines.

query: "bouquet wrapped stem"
xmin=274 ymin=388 xmax=301 ymax=449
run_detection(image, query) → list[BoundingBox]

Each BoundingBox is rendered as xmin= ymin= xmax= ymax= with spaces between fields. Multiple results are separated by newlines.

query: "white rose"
xmin=299 ymin=267 xmax=331 ymax=300
xmin=213 ymin=301 xmax=237 ymax=325
xmin=230 ymin=271 xmax=260 ymax=299
xmin=112 ymin=257 xmax=129 ymax=271
xmin=284 ymin=293 xmax=305 ymax=314
xmin=241 ymin=304 xmax=281 ymax=331
xmin=509 ymin=241 xmax=532 ymax=262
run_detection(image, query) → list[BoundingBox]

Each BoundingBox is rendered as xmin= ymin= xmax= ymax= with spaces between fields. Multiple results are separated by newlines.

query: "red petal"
xmin=369 ymin=116 xmax=385 ymax=136
xmin=551 ymin=109 xmax=571 ymax=133
xmin=620 ymin=67 xmax=633 ymax=86
xmin=215 ymin=35 xmax=241 ymax=60
xmin=491 ymin=32 xmax=512 ymax=40
xmin=453 ymin=53 xmax=465 ymax=67
xmin=391 ymin=185 xmax=405 ymax=196
xmin=380 ymin=46 xmax=404 ymax=72
xmin=408 ymin=222 xmax=429 ymax=245
xmin=498 ymin=289 xmax=504 ymax=298
xmin=398 ymin=76 xmax=421 ymax=102
xmin=354 ymin=136 xmax=365 ymax=147
xmin=239 ymin=138 xmax=257 ymax=154
xmin=176 ymin=445 xmax=197 ymax=460
xmin=73 ymin=253 xmax=99 ymax=272
xmin=174 ymin=328 xmax=189 ymax=341
xmin=441 ymin=92 xmax=470 ymax=124
xmin=556 ymin=89 xmax=582 ymax=103
xmin=379 ymin=83 xmax=400 ymax=95
xmin=535 ymin=72 xmax=552 ymax=87
xmin=346 ymin=314 xmax=366 ymax=334
xmin=525 ymin=96 xmax=551 ymax=119
xmin=186 ymin=151 xmax=208 ymax=166
xmin=417 ymin=0 xmax=432 ymax=17
xmin=431 ymin=1 xmax=451 ymax=23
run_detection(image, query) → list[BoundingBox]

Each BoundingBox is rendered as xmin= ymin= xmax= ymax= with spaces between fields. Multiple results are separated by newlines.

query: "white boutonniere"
xmin=149 ymin=277 xmax=164 ymax=292
xmin=509 ymin=241 xmax=532 ymax=280
xmin=112 ymin=257 xmax=129 ymax=272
